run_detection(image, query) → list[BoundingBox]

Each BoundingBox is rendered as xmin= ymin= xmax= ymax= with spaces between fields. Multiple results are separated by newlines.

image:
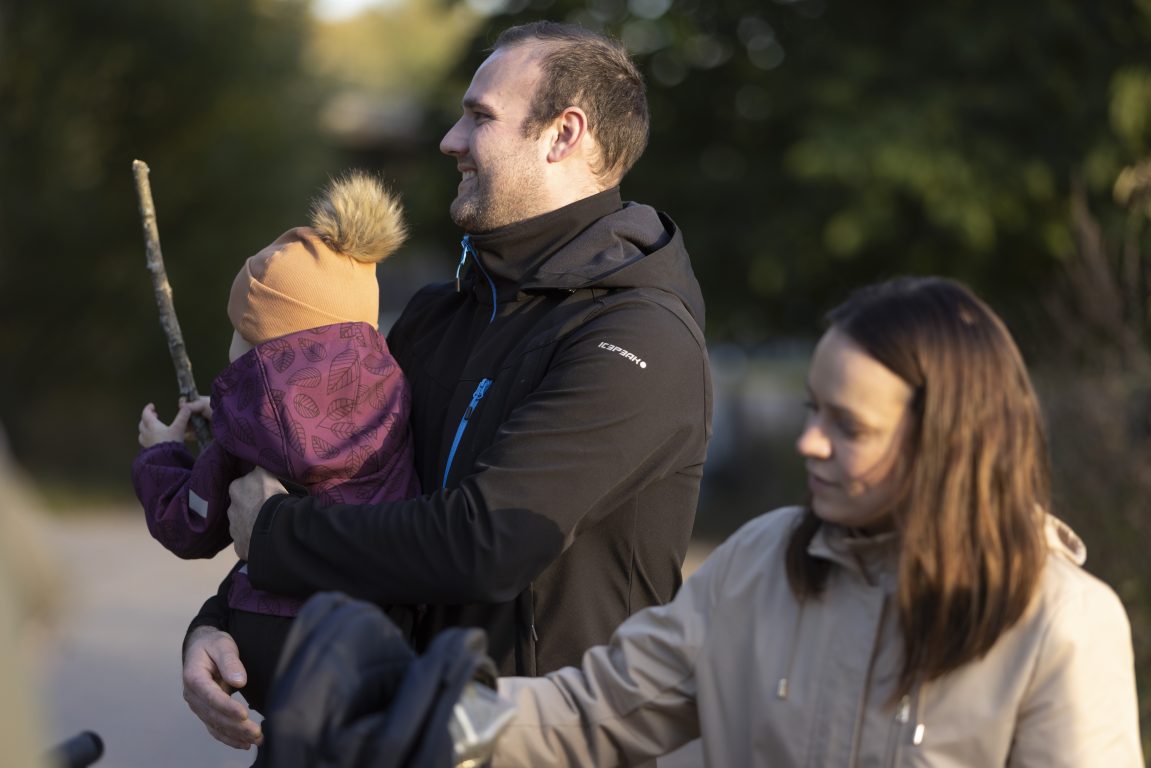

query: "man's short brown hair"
xmin=492 ymin=21 xmax=650 ymax=185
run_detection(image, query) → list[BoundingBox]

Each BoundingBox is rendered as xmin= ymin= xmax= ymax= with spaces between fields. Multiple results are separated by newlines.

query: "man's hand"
xmin=182 ymin=626 xmax=262 ymax=750
xmin=229 ymin=466 xmax=287 ymax=560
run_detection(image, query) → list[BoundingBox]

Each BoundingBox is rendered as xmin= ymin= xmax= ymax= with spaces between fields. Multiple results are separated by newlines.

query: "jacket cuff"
xmin=183 ymin=588 xmax=231 ymax=661
xmin=256 ymin=492 xmax=291 ymax=535
xmin=246 ymin=493 xmax=293 ymax=590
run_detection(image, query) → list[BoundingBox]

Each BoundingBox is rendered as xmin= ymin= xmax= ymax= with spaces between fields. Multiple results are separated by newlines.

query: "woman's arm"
xmin=491 ymin=532 xmax=738 ymax=767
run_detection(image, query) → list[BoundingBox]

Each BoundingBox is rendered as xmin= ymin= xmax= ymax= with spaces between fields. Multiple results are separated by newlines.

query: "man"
xmin=183 ymin=21 xmax=712 ymax=750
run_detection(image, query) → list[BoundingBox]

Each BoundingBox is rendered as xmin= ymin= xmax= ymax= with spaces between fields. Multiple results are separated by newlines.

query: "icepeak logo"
xmin=598 ymin=341 xmax=647 ymax=369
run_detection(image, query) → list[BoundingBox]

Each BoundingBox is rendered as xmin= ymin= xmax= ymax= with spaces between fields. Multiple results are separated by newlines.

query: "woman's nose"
xmin=796 ymin=421 xmax=831 ymax=460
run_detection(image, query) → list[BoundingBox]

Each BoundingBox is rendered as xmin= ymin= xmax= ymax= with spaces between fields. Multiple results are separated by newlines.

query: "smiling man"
xmin=180 ymin=21 xmax=712 ymax=751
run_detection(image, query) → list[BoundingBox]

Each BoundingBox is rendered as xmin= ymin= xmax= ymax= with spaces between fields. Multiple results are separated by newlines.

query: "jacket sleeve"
xmin=246 ymin=298 xmax=710 ymax=604
xmin=488 ymin=527 xmax=735 ymax=767
xmin=131 ymin=440 xmax=238 ymax=559
xmin=1008 ymin=573 xmax=1144 ymax=767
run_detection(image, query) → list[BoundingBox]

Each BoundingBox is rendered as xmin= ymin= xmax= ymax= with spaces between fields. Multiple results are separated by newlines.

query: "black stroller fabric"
xmin=254 ymin=592 xmax=497 ymax=768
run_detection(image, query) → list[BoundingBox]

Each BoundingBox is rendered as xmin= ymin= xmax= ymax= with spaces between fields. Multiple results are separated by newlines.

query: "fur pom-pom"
xmin=309 ymin=170 xmax=408 ymax=264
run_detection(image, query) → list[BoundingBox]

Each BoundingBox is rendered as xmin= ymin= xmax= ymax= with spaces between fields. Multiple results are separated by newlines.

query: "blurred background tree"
xmin=0 ymin=0 xmax=333 ymax=491
xmin=450 ymin=0 xmax=1150 ymax=340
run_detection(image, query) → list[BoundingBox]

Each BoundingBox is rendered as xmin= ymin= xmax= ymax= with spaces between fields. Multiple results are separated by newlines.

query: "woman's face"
xmin=796 ymin=326 xmax=916 ymax=532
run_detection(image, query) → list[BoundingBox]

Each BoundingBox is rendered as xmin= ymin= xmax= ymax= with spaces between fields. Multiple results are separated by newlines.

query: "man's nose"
xmin=440 ymin=118 xmax=466 ymax=157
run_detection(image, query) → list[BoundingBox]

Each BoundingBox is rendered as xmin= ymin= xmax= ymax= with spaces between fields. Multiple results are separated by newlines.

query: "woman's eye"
xmin=834 ymin=418 xmax=862 ymax=439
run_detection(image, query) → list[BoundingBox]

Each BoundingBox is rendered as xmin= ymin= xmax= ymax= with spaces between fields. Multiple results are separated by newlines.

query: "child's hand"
xmin=138 ymin=397 xmax=212 ymax=448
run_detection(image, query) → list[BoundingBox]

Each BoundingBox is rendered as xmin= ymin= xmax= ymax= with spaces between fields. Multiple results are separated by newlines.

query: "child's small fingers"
xmin=171 ymin=407 xmax=192 ymax=431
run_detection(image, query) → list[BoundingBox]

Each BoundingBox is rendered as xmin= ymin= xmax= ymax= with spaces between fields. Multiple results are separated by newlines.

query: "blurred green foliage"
xmin=460 ymin=0 xmax=1151 ymax=339
xmin=0 ymin=0 xmax=333 ymax=485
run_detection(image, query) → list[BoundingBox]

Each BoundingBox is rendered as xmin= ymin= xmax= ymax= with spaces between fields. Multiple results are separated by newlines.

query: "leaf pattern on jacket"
xmin=324 ymin=398 xmax=357 ymax=422
xmin=363 ymin=353 xmax=395 ymax=376
xmin=287 ymin=366 xmax=322 ymax=388
xmin=284 ymin=419 xmax=306 ymax=459
xmin=293 ymin=393 xmax=320 ymax=420
xmin=328 ymin=347 xmax=360 ymax=394
xmin=264 ymin=338 xmax=295 ymax=372
xmin=299 ymin=336 xmax=327 ymax=362
xmin=311 ymin=435 xmax=340 ymax=461
xmin=229 ymin=415 xmax=259 ymax=447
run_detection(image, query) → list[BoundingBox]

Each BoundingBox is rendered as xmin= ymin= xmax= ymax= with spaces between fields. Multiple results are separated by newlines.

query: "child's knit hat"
xmin=227 ymin=171 xmax=407 ymax=345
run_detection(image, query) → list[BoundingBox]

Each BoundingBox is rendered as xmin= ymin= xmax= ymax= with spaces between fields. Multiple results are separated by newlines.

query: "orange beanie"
xmin=227 ymin=171 xmax=407 ymax=345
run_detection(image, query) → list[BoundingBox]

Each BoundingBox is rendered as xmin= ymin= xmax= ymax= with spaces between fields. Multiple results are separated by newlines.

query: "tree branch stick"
xmin=132 ymin=159 xmax=213 ymax=449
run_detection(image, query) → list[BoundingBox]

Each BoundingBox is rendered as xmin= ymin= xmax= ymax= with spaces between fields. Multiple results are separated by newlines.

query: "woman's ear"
xmin=546 ymin=106 xmax=589 ymax=163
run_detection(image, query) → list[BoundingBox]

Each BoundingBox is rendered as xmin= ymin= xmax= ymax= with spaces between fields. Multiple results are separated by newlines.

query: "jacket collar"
xmin=808 ymin=513 xmax=1088 ymax=582
xmin=809 ymin=523 xmax=900 ymax=587
xmin=464 ymin=188 xmax=623 ymax=298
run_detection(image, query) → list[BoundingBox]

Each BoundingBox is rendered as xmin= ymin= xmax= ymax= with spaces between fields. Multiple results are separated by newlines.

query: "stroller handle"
xmin=48 ymin=730 xmax=104 ymax=768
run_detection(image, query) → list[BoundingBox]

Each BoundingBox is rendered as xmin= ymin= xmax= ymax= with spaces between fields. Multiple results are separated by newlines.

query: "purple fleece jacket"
xmin=131 ymin=321 xmax=419 ymax=616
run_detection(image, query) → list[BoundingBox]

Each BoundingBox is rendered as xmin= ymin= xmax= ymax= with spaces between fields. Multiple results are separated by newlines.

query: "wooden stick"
xmin=132 ymin=159 xmax=213 ymax=449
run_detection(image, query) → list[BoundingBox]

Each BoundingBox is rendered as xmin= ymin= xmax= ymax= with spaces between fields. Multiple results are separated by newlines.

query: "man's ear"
xmin=546 ymin=106 xmax=590 ymax=163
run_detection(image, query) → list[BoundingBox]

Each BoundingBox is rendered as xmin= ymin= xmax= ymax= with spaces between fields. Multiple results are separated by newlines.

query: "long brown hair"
xmin=786 ymin=276 xmax=1049 ymax=700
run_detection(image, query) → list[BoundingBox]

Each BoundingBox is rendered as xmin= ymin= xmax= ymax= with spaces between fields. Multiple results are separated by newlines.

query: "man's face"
xmin=440 ymin=44 xmax=553 ymax=232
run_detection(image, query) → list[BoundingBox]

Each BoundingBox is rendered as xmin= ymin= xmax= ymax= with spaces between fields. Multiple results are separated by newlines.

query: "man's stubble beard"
xmin=449 ymin=164 xmax=546 ymax=234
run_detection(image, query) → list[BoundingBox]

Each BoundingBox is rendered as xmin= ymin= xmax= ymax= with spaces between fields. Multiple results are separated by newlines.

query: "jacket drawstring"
xmin=454 ymin=236 xmax=470 ymax=293
xmin=776 ymin=601 xmax=806 ymax=700
xmin=910 ymin=684 xmax=925 ymax=746
xmin=895 ymin=686 xmax=926 ymax=749
xmin=455 ymin=235 xmax=498 ymax=323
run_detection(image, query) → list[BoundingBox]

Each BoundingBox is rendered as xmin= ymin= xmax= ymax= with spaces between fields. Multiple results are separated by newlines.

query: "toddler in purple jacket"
xmin=132 ymin=171 xmax=420 ymax=711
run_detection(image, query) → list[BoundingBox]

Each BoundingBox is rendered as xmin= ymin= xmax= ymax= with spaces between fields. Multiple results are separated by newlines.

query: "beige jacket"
xmin=495 ymin=506 xmax=1142 ymax=767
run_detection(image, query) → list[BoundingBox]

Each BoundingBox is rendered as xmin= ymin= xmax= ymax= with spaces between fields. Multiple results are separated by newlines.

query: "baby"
xmin=132 ymin=171 xmax=419 ymax=712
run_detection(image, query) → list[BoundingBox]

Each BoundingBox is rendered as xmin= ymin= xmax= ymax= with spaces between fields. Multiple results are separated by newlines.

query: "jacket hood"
xmin=465 ymin=188 xmax=706 ymax=328
xmin=210 ymin=321 xmax=418 ymax=505
xmin=1045 ymin=514 xmax=1086 ymax=565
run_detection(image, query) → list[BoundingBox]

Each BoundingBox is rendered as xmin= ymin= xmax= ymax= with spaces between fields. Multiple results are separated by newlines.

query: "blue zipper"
xmin=443 ymin=234 xmax=499 ymax=488
xmin=442 ymin=377 xmax=492 ymax=488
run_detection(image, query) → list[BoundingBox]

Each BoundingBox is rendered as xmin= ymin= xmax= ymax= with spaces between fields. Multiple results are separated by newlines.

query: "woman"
xmin=491 ymin=277 xmax=1143 ymax=766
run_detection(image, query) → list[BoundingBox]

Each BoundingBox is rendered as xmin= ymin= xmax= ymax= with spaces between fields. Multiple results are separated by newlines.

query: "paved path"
xmin=37 ymin=510 xmax=714 ymax=767
xmin=40 ymin=511 xmax=255 ymax=768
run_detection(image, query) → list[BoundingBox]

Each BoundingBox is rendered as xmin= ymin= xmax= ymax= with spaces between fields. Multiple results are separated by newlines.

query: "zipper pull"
xmin=455 ymin=235 xmax=473 ymax=293
xmin=464 ymin=378 xmax=491 ymax=419
xmin=896 ymin=695 xmax=910 ymax=723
